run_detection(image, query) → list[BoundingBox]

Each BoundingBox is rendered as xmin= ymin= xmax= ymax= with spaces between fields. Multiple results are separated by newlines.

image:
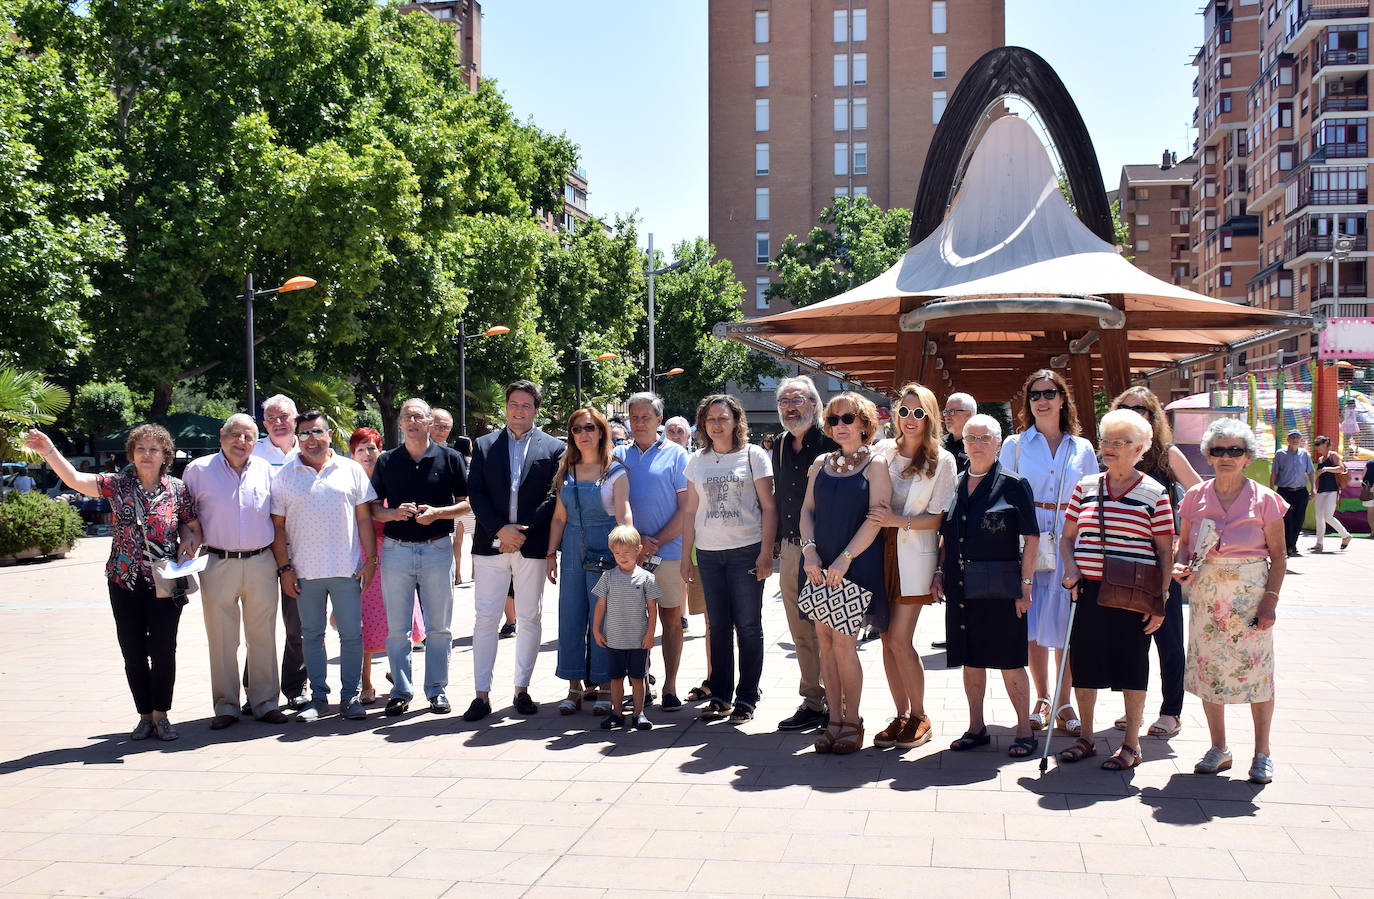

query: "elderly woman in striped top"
xmin=1056 ymin=410 xmax=1174 ymax=770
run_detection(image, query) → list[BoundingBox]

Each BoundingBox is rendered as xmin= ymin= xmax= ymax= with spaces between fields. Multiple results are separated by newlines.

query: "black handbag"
xmin=963 ymin=560 xmax=1022 ymax=599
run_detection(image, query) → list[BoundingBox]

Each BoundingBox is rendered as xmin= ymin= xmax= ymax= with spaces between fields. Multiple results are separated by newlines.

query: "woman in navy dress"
xmin=799 ymin=392 xmax=890 ymax=754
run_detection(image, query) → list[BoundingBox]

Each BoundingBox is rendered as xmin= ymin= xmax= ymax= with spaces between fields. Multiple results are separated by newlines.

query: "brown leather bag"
xmin=1329 ymin=454 xmax=1352 ymax=490
xmin=1094 ymin=476 xmax=1165 ymax=617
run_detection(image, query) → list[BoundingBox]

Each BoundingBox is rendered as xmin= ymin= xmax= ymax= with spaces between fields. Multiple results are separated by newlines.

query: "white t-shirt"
xmin=269 ymin=451 xmax=376 ymax=581
xmin=685 ymin=444 xmax=773 ymax=551
xmin=253 ymin=436 xmax=299 ymax=467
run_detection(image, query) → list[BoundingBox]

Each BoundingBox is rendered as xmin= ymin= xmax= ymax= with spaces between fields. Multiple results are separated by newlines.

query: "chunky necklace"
xmin=831 ymin=444 xmax=871 ymax=473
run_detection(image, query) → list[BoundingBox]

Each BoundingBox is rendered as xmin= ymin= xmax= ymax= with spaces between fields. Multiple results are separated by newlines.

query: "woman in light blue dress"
xmin=998 ymin=370 xmax=1099 ymax=736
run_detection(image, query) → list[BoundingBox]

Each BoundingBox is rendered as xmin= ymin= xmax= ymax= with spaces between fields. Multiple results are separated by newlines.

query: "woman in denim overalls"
xmin=546 ymin=408 xmax=632 ymax=717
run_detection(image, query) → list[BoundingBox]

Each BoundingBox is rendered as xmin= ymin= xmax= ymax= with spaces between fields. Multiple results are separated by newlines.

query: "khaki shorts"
xmin=654 ymin=564 xmax=685 ymax=610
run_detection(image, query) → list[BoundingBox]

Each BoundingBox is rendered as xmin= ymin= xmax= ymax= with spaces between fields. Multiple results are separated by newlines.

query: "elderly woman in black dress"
xmin=936 ymin=414 xmax=1040 ymax=758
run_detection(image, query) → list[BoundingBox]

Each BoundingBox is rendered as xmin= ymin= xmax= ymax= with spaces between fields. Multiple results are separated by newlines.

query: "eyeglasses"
xmin=1121 ymin=404 xmax=1151 ymax=416
xmin=1100 ymin=439 xmax=1135 ymax=450
xmin=1027 ymin=388 xmax=1060 ymax=402
xmin=402 ymin=414 xmax=429 ymax=423
xmin=569 ymin=424 xmax=599 ymax=435
xmin=826 ymin=413 xmax=858 ymax=426
xmin=296 ymin=428 xmax=328 ymax=439
xmin=941 ymin=408 xmax=972 ymax=418
xmin=965 ymin=434 xmax=998 ymax=445
xmin=896 ymin=406 xmax=927 ymax=420
xmin=1208 ymin=445 xmax=1247 ymax=458
xmin=264 ymin=413 xmax=293 ymax=425
xmin=777 ymin=397 xmax=810 ymax=408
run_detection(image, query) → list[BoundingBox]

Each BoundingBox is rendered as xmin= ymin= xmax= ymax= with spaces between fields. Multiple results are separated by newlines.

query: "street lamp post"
xmin=575 ymin=350 xmax=617 ymax=409
xmin=242 ymin=273 xmax=316 ymax=415
xmin=645 ymin=232 xmax=687 ymax=393
xmin=456 ymin=322 xmax=510 ymax=437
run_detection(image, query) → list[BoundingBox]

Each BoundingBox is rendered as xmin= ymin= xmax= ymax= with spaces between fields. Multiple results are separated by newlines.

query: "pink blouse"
xmin=1178 ymin=479 xmax=1288 ymax=559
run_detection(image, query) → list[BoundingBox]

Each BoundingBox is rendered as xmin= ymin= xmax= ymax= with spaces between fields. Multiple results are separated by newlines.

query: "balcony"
xmin=1289 ymin=185 xmax=1369 ymax=215
xmin=1287 ymin=233 xmax=1369 ymax=256
xmin=1325 ymin=141 xmax=1370 ymax=159
xmin=1318 ymin=93 xmax=1369 ymax=115
xmin=1317 ymin=281 xmax=1369 ymax=298
xmin=1288 ymin=5 xmax=1371 ymax=49
xmin=1316 ymin=46 xmax=1370 ymax=73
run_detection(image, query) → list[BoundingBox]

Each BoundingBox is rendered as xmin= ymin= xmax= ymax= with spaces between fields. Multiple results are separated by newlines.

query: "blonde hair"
xmin=608 ymin=525 xmax=642 ymax=550
xmin=894 ymin=383 xmax=943 ymax=479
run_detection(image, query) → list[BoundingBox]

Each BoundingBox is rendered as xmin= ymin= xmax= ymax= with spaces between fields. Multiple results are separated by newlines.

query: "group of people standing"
xmin=25 ymin=371 xmax=1294 ymax=781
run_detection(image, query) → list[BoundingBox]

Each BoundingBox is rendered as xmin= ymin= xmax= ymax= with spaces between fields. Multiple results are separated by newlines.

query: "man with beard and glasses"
xmin=770 ymin=375 xmax=837 ymax=731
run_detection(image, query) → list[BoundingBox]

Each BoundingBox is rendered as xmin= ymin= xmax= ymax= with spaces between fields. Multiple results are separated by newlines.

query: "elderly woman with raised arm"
xmin=1174 ymin=418 xmax=1287 ymax=784
xmin=1057 ymin=410 xmax=1174 ymax=770
xmin=25 ymin=426 xmax=202 ymax=741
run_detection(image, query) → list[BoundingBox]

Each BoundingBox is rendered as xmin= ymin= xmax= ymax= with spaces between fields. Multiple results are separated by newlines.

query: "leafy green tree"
xmin=1058 ymin=170 xmax=1132 ymax=259
xmin=766 ymin=196 xmax=912 ymax=309
xmin=72 ymin=381 xmax=135 ymax=442
xmin=0 ymin=0 xmax=122 ymax=372
xmin=0 ymin=367 xmax=70 ymax=462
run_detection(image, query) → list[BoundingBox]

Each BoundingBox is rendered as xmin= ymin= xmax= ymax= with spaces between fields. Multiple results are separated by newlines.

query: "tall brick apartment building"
xmin=1119 ymin=156 xmax=1199 ymax=287
xmin=708 ymin=1 xmax=1004 ymax=321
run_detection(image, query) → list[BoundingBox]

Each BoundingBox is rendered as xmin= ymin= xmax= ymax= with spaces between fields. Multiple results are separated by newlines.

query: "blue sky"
xmin=480 ymin=1 xmax=1199 ymax=254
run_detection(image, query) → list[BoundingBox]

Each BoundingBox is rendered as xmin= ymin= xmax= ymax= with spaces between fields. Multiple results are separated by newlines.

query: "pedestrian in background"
xmin=1269 ymin=428 xmax=1314 ymax=557
xmin=1311 ymin=435 xmax=1351 ymax=553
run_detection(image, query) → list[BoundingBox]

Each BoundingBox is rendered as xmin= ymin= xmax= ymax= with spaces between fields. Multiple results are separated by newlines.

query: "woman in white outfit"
xmin=1310 ymin=435 xmax=1351 ymax=553
xmin=998 ymin=369 xmax=1099 ymax=736
xmin=871 ymin=383 xmax=957 ymax=750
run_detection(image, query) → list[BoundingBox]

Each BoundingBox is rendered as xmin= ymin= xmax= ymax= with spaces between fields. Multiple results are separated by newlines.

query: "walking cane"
xmin=1040 ymin=582 xmax=1079 ymax=774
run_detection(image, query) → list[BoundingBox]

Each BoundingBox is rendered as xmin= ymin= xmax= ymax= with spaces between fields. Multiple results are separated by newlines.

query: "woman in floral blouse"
xmin=26 ymin=425 xmax=201 ymax=742
xmin=1173 ymin=418 xmax=1287 ymax=785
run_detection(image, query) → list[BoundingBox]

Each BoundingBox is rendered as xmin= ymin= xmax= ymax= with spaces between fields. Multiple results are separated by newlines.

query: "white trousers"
xmin=1313 ymin=491 xmax=1350 ymax=548
xmin=472 ymin=553 xmax=547 ymax=693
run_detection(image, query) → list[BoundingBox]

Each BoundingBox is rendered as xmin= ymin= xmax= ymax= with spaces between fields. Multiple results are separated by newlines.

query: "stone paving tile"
xmin=133 ymin=866 xmax=311 ymax=898
xmin=691 ymin=859 xmax=853 ymax=896
xmin=539 ymin=854 xmax=702 ymax=890
xmin=933 ymin=835 xmax=1085 ymax=872
xmin=284 ymin=872 xmax=453 ymax=897
xmin=1080 ymin=843 xmax=1244 ymax=879
xmin=256 ymin=840 xmax=421 ymax=876
xmin=1168 ymin=878 xmax=1339 ymax=898
xmin=3 ymin=860 xmax=181 ymax=897
xmin=845 ymin=865 xmax=1010 ymax=898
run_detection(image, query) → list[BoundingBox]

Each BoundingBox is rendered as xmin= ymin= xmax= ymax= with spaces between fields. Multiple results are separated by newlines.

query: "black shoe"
xmin=1287 ymin=548 xmax=1301 ymax=557
xmin=285 ymin=692 xmax=311 ymax=711
xmin=932 ymin=640 xmax=948 ymax=649
xmin=384 ymin=697 xmax=409 ymax=716
xmin=430 ymin=695 xmax=452 ymax=714
xmin=499 ymin=622 xmax=516 ymax=639
xmin=241 ymin=700 xmax=252 ymax=716
xmin=601 ymin=713 xmax=626 ymax=730
xmin=778 ymin=703 xmax=828 ymax=730
xmin=462 ymin=697 xmax=490 ymax=721
xmin=513 ymin=691 xmax=538 ymax=715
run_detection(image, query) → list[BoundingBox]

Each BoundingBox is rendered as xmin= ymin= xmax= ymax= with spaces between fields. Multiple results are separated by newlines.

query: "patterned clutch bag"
xmin=797 ymin=577 xmax=872 ymax=636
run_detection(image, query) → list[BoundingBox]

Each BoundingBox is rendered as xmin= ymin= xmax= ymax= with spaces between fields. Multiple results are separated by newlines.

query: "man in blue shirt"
xmin=614 ymin=393 xmax=689 ymax=711
xmin=1269 ymin=428 xmax=1315 ymax=557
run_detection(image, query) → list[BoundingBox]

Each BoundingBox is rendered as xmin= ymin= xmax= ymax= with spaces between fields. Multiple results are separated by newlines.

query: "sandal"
xmin=814 ymin=722 xmax=841 ymax=753
xmin=1113 ymin=715 xmax=1128 ymax=731
xmin=1101 ymin=744 xmax=1143 ymax=770
xmin=950 ymin=727 xmax=991 ymax=751
xmin=728 ymin=704 xmax=754 ymax=724
xmin=130 ymin=718 xmax=154 ymax=741
xmin=1008 ymin=735 xmax=1039 ymax=758
xmin=591 ymin=690 xmax=612 ymax=716
xmin=1055 ymin=705 xmax=1082 ymax=737
xmin=1029 ymin=697 xmax=1052 ymax=731
xmin=1147 ymin=716 xmax=1181 ymax=738
xmin=832 ymin=718 xmax=865 ymax=754
xmin=686 ymin=683 xmax=713 ymax=703
xmin=558 ymin=690 xmax=582 ymax=716
xmin=359 ymin=688 xmax=376 ymax=705
xmin=1057 ymin=737 xmax=1096 ymax=763
xmin=700 ymin=699 xmax=732 ymax=720
xmin=152 ymin=717 xmax=178 ymax=742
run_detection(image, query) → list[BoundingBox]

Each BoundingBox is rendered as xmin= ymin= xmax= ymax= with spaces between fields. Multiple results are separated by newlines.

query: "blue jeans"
xmin=555 ymin=563 xmax=613 ymax=685
xmin=296 ymin=576 xmax=362 ymax=704
xmin=697 ymin=543 xmax=765 ymax=708
xmin=380 ymin=536 xmax=454 ymax=701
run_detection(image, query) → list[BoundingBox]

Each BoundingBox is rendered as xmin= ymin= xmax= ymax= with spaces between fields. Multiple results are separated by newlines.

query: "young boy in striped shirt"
xmin=593 ymin=525 xmax=661 ymax=730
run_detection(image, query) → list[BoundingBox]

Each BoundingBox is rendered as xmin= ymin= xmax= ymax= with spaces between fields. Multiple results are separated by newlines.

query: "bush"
xmin=0 ymin=491 xmax=84 ymax=558
xmin=355 ymin=408 xmax=383 ymax=434
xmin=73 ymin=381 xmax=135 ymax=440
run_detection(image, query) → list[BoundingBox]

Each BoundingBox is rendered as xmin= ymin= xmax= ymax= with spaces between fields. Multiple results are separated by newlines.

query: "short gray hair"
xmin=261 ymin=394 xmax=296 ymax=417
xmin=398 ymin=397 xmax=431 ymax=421
xmin=625 ymin=392 xmax=664 ymax=418
xmin=946 ymin=392 xmax=976 ymax=412
xmin=1099 ymin=409 xmax=1152 ymax=445
xmin=665 ymin=415 xmax=689 ymax=432
xmin=431 ymin=407 xmax=453 ymax=424
xmin=221 ymin=413 xmax=258 ymax=435
xmin=775 ymin=375 xmax=822 ymax=411
xmin=1201 ymin=417 xmax=1258 ymax=458
xmin=964 ymin=413 xmax=1002 ymax=443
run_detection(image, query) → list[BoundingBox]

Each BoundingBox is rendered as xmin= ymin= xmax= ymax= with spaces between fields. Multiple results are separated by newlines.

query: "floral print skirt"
xmin=1184 ymin=558 xmax=1273 ymax=704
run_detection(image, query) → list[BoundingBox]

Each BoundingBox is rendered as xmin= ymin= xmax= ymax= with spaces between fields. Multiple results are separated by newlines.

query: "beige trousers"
xmin=779 ymin=540 xmax=825 ymax=710
xmin=200 ymin=553 xmax=280 ymax=717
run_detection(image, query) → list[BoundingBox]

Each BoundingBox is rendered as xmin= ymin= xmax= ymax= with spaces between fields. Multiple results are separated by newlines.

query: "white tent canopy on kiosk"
xmin=719 ymin=111 xmax=1310 ymax=436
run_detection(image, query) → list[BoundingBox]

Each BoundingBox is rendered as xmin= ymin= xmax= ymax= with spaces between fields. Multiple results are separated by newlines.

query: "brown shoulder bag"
xmin=1095 ymin=476 xmax=1165 ymax=618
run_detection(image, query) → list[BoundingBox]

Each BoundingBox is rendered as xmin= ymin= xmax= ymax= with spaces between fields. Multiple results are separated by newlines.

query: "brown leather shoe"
xmin=209 ymin=714 xmax=238 ymax=730
xmin=256 ymin=709 xmax=288 ymax=724
xmin=872 ymin=716 xmax=908 ymax=749
xmin=896 ymin=715 xmax=932 ymax=749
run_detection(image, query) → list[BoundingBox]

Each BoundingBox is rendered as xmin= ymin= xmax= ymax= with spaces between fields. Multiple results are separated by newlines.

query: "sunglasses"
xmin=1121 ymin=404 xmax=1151 ymax=416
xmin=896 ymin=406 xmax=927 ymax=420
xmin=1207 ymin=446 xmax=1247 ymax=458
xmin=296 ymin=427 xmax=328 ymax=439
xmin=826 ymin=413 xmax=858 ymax=426
xmin=1028 ymin=388 xmax=1060 ymax=402
xmin=570 ymin=424 xmax=600 ymax=435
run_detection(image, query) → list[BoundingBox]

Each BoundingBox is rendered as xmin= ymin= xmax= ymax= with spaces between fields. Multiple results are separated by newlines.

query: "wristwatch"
xmin=1021 ymin=577 xmax=1034 ymax=586
xmin=801 ymin=539 xmax=816 ymax=550
xmin=841 ymin=549 xmax=854 ymax=560
xmin=278 ymin=563 xmax=295 ymax=575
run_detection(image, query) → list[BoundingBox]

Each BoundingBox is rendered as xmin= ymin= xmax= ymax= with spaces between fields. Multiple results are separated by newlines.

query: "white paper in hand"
xmin=157 ymin=554 xmax=209 ymax=579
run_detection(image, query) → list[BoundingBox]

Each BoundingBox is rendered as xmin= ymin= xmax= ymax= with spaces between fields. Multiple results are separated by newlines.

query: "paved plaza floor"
xmin=2 ymin=531 xmax=1374 ymax=897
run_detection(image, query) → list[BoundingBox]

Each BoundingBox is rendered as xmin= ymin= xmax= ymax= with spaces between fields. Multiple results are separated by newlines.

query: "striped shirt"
xmin=592 ymin=566 xmax=662 ymax=650
xmin=1065 ymin=473 xmax=1174 ymax=580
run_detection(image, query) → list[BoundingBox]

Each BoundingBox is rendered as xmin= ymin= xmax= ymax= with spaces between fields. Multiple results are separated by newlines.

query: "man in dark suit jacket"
xmin=462 ymin=380 xmax=565 ymax=721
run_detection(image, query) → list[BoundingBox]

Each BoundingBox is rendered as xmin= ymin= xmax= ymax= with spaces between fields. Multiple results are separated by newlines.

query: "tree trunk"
xmin=149 ymin=382 xmax=174 ymax=418
xmin=377 ymin=389 xmax=399 ymax=448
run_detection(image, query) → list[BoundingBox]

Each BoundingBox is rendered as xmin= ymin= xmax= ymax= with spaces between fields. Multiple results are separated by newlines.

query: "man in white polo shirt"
xmin=270 ymin=411 xmax=377 ymax=722
xmin=183 ymin=414 xmax=288 ymax=730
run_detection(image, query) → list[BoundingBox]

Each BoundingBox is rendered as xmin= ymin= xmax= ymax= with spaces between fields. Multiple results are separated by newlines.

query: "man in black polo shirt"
xmin=941 ymin=392 xmax=975 ymax=474
xmin=370 ymin=398 xmax=469 ymax=716
xmin=771 ymin=375 xmax=836 ymax=731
